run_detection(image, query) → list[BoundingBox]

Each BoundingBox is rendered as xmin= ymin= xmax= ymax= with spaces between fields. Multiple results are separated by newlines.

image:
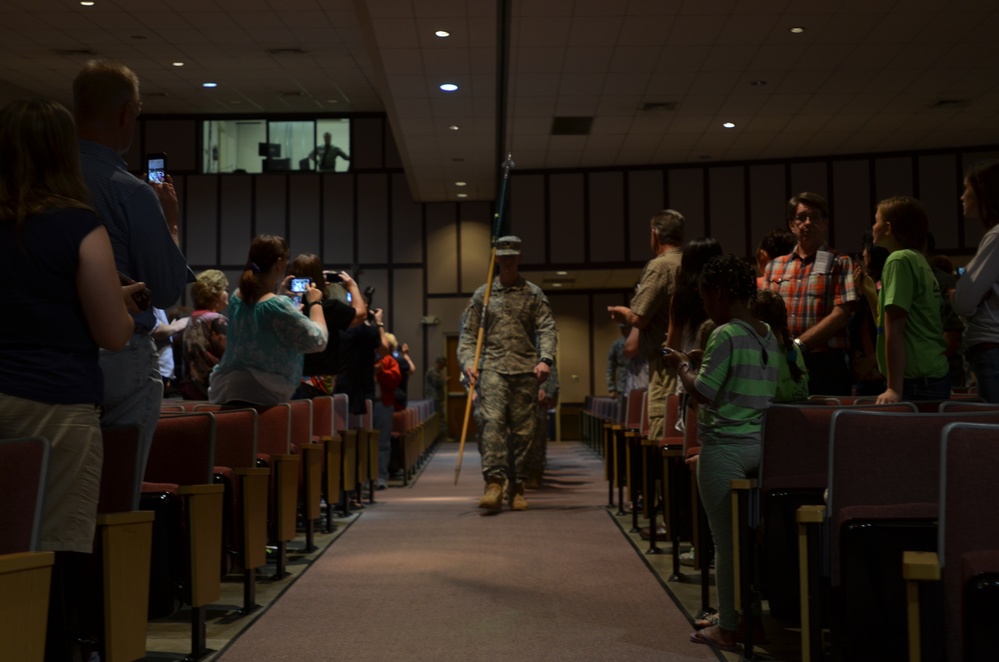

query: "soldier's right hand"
xmin=464 ymin=366 xmax=479 ymax=387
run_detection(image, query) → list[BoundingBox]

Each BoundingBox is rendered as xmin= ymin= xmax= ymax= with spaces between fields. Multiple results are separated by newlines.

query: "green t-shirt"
xmin=876 ymin=249 xmax=949 ymax=380
xmin=693 ymin=318 xmax=779 ymax=445
xmin=775 ymin=342 xmax=810 ymax=403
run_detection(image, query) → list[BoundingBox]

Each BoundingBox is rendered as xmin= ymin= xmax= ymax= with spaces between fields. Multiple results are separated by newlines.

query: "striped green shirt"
xmin=693 ymin=318 xmax=779 ymax=445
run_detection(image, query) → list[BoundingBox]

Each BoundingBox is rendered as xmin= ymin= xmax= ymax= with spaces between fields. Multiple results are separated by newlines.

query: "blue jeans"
xmin=902 ymin=374 xmax=951 ymax=401
xmin=969 ymin=346 xmax=999 ymax=404
xmin=99 ymin=334 xmax=163 ymax=478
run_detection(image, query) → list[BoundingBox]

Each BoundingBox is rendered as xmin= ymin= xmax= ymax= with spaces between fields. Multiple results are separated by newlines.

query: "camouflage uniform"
xmin=606 ymin=336 xmax=629 ymax=396
xmin=458 ymin=276 xmax=557 ymax=488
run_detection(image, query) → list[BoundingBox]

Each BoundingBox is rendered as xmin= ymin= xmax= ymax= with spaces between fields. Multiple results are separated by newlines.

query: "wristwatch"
xmin=793 ymin=337 xmax=807 ymax=354
xmin=540 ymin=357 xmax=553 ymax=366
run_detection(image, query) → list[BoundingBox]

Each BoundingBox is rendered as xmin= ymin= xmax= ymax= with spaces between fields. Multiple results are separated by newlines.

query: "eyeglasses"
xmin=792 ymin=212 xmax=825 ymax=224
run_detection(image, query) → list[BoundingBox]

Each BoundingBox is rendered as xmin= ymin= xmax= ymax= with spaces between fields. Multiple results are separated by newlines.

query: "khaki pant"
xmin=647 ymin=356 xmax=677 ymax=441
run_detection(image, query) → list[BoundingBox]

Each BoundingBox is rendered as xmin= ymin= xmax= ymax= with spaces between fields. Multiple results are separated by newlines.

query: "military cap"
xmin=494 ymin=235 xmax=522 ymax=256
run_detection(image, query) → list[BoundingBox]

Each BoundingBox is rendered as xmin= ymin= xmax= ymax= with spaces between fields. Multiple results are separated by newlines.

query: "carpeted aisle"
xmin=217 ymin=442 xmax=719 ymax=661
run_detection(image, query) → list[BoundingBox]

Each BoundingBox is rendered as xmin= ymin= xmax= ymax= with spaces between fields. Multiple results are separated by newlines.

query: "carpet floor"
xmin=215 ymin=442 xmax=722 ymax=661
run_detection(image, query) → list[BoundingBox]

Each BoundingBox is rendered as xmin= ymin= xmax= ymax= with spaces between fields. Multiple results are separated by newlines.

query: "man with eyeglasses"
xmin=763 ymin=192 xmax=857 ymax=395
xmin=73 ymin=59 xmax=192 ymax=475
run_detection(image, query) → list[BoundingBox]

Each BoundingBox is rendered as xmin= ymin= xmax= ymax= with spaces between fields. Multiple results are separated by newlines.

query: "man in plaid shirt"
xmin=764 ymin=192 xmax=857 ymax=395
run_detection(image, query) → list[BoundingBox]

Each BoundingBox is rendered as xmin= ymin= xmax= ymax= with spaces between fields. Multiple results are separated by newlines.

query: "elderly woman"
xmin=209 ymin=235 xmax=328 ymax=406
xmin=0 ymin=98 xmax=137 ymax=659
xmin=180 ymin=269 xmax=229 ymax=400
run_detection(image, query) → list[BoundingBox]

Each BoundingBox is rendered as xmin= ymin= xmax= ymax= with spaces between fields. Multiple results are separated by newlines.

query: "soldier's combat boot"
xmin=511 ymin=483 xmax=528 ymax=511
xmin=478 ymin=481 xmax=503 ymax=510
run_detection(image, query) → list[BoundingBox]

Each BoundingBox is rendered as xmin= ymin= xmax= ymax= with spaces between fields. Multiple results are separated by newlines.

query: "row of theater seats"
xmin=580 ymin=391 xmax=999 ymax=662
xmin=0 ymin=394 xmax=440 ymax=662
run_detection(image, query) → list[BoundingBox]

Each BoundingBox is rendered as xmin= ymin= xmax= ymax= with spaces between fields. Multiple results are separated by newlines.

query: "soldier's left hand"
xmin=534 ymin=361 xmax=550 ymax=383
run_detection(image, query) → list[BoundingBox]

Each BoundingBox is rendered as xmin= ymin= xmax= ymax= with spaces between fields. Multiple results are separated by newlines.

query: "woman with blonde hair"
xmin=180 ymin=269 xmax=230 ymax=399
xmin=0 ymin=98 xmax=138 ymax=659
xmin=209 ymin=235 xmax=328 ymax=406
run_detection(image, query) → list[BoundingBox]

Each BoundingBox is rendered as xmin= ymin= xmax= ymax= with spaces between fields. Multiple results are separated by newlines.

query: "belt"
xmin=967 ymin=342 xmax=999 ymax=360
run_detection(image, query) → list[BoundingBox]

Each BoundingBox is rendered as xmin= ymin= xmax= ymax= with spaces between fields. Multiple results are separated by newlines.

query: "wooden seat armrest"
xmin=731 ymin=478 xmax=758 ymax=491
xmin=233 ymin=467 xmax=270 ymax=478
xmin=796 ymin=504 xmax=826 ymax=524
xmin=902 ymin=551 xmax=941 ymax=582
xmin=95 ymin=510 xmax=156 ymax=526
xmin=177 ymin=483 xmax=225 ymax=497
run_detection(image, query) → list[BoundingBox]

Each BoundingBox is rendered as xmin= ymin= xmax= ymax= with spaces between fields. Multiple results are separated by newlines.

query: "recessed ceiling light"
xmin=456 ymin=193 xmax=468 ymax=198
xmin=439 ymin=83 xmax=458 ymax=92
xmin=552 ymin=283 xmax=562 ymax=287
xmin=202 ymin=82 xmax=218 ymax=88
xmin=448 ymin=125 xmax=460 ymax=131
xmin=723 ymin=122 xmax=736 ymax=129
xmin=789 ymin=26 xmax=805 ymax=34
xmin=556 ymin=271 xmax=568 ymax=276
xmin=172 ymin=62 xmax=184 ymax=67
xmin=80 ymin=1 xmax=94 ymax=5
xmin=327 ymin=99 xmax=339 ymax=104
xmin=435 ymin=30 xmax=450 ymax=38
xmin=455 ymin=181 xmax=467 ymax=186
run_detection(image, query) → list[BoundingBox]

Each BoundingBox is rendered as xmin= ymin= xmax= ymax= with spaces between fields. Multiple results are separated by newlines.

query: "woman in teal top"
xmin=872 ymin=196 xmax=950 ymax=403
xmin=210 ymin=235 xmax=328 ymax=406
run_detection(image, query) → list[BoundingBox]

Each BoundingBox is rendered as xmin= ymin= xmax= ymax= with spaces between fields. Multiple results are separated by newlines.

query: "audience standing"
xmin=0 ymin=98 xmax=138 ymax=662
xmin=73 ymin=59 xmax=191 ymax=473
xmin=872 ymin=196 xmax=950 ymax=402
xmin=608 ymin=210 xmax=685 ymax=440
xmin=848 ymin=233 xmax=889 ymax=396
xmin=209 ymin=235 xmax=328 ymax=406
xmin=663 ymin=255 xmax=779 ymax=653
xmin=764 ymin=193 xmax=856 ymax=396
xmin=952 ymin=161 xmax=999 ymax=402
xmin=290 ymin=254 xmax=366 ymax=398
xmin=754 ymin=228 xmax=796 ymax=290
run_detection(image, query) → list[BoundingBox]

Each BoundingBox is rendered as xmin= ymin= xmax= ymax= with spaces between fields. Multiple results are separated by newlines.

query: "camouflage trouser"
xmin=524 ymin=401 xmax=548 ymax=483
xmin=474 ymin=370 xmax=537 ymax=485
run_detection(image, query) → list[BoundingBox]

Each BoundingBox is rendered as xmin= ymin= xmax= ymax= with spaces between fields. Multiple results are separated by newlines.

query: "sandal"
xmin=690 ymin=626 xmax=741 ymax=653
xmin=693 ymin=610 xmax=719 ymax=630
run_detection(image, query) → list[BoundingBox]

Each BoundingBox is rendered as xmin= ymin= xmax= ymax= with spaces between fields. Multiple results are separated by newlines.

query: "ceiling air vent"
xmin=929 ymin=99 xmax=968 ymax=109
xmin=267 ymin=48 xmax=307 ymax=56
xmin=551 ymin=116 xmax=593 ymax=136
xmin=640 ymin=102 xmax=677 ymax=112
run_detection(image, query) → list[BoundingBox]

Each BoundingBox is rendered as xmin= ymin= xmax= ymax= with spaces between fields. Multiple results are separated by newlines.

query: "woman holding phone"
xmin=209 ymin=234 xmax=328 ymax=407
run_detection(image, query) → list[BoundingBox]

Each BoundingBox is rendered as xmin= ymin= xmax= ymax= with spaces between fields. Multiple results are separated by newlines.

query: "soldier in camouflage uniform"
xmin=458 ymin=236 xmax=557 ymax=511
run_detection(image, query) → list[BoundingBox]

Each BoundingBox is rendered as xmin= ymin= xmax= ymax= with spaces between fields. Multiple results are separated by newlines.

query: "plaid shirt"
xmin=763 ymin=245 xmax=856 ymax=350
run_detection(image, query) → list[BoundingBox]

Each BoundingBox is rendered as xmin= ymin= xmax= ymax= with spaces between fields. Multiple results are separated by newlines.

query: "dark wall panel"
xmin=708 ymin=166 xmax=747 ymax=254
xmin=352 ymin=117 xmax=384 ymax=170
xmin=391 ymin=266 xmax=425 ymax=381
xmin=288 ymin=174 xmax=320 ymax=259
xmin=919 ymin=154 xmax=959 ymax=251
xmin=144 ymin=120 xmax=197 ymax=172
xmin=220 ymin=175 xmax=253 ymax=265
xmin=668 ymin=169 xmax=705 ymax=240
xmin=549 ymin=173 xmax=585 ymax=264
xmin=255 ymin=175 xmax=287 ymax=239
xmin=184 ymin=175 xmax=218 ymax=266
xmin=459 ymin=202 xmax=493 ymax=294
xmin=588 ymin=171 xmax=625 ymax=263
xmin=875 ymin=156 xmax=914 ymax=202
xmin=323 ymin=175 xmax=355 ymax=265
xmin=790 ymin=162 xmax=828 ymax=200
xmin=357 ymin=174 xmax=389 ymax=264
xmin=426 ymin=203 xmax=458 ymax=294
xmin=392 ymin=172 xmax=423 ymax=264
xmin=628 ymin=170 xmax=664 ymax=262
xmin=749 ymin=164 xmax=787 ymax=251
xmin=509 ymin=174 xmax=546 ymax=264
xmin=832 ymin=160 xmax=872 ymax=254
